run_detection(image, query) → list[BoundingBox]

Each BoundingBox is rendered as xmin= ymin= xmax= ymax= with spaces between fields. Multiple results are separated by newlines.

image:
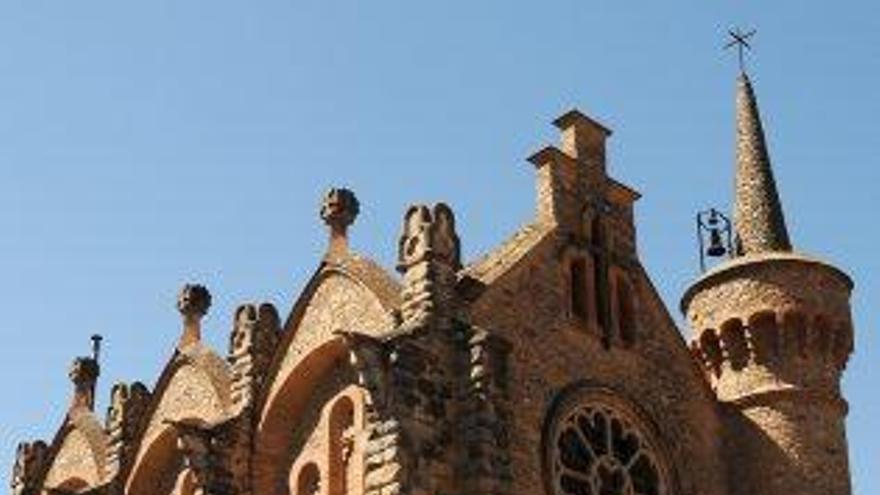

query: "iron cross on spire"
xmin=724 ymin=28 xmax=756 ymax=73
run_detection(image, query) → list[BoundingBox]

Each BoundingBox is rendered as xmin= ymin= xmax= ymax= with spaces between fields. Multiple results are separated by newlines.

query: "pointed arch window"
xmin=287 ymin=387 xmax=365 ymax=495
xmin=328 ymin=396 xmax=356 ymax=495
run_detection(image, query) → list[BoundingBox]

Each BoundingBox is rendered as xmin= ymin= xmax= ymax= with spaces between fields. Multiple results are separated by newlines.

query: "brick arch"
xmin=54 ymin=476 xmax=89 ymax=492
xmin=122 ymin=345 xmax=231 ymax=495
xmin=125 ymin=425 xmax=183 ymax=495
xmin=698 ymin=329 xmax=723 ymax=377
xmin=270 ymin=269 xmax=395 ymax=387
xmin=254 ymin=338 xmax=364 ymax=495
xmin=171 ymin=469 xmax=197 ymax=495
xmin=327 ymin=393 xmax=359 ymax=495
xmin=294 ymin=462 xmax=321 ymax=495
xmin=747 ymin=310 xmax=780 ymax=364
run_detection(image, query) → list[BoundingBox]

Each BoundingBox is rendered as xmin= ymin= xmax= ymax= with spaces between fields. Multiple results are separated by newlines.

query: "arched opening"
xmin=296 ymin=463 xmax=321 ymax=495
xmin=591 ymin=218 xmax=609 ymax=332
xmin=126 ymin=426 xmax=185 ymax=495
xmin=699 ymin=329 xmax=723 ymax=377
xmin=782 ymin=311 xmax=808 ymax=358
xmin=170 ymin=469 xmax=197 ymax=495
xmin=55 ymin=477 xmax=89 ymax=493
xmin=720 ymin=319 xmax=748 ymax=370
xmin=813 ymin=315 xmax=832 ymax=358
xmin=328 ymin=396 xmax=356 ymax=495
xmin=569 ymin=257 xmax=588 ymax=321
xmin=255 ymin=338 xmax=362 ymax=495
xmin=831 ymin=321 xmax=853 ymax=367
xmin=748 ymin=312 xmax=779 ymax=364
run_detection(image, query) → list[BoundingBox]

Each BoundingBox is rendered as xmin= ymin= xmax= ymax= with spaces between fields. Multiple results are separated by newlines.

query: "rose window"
xmin=547 ymin=396 xmax=667 ymax=495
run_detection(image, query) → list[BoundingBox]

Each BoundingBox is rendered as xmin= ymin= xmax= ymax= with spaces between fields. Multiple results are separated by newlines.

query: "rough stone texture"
xmin=43 ymin=429 xmax=102 ymax=490
xmin=683 ymin=253 xmax=853 ymax=495
xmin=271 ymin=270 xmax=396 ymax=401
xmin=10 ymin=102 xmax=856 ymax=495
xmin=733 ymin=73 xmax=791 ymax=254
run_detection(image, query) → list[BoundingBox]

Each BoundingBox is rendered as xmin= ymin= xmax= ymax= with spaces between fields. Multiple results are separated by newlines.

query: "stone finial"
xmin=397 ymin=203 xmax=461 ymax=272
xmin=320 ymin=188 xmax=360 ymax=258
xmin=68 ymin=356 xmax=100 ymax=412
xmin=397 ymin=203 xmax=461 ymax=328
xmin=733 ymin=73 xmax=792 ymax=255
xmin=177 ymin=284 xmax=211 ymax=349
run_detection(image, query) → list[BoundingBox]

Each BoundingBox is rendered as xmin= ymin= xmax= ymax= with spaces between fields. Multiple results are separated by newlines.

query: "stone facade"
xmin=10 ymin=74 xmax=856 ymax=495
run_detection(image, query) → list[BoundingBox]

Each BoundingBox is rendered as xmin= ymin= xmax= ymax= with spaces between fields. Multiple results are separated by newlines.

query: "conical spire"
xmin=733 ymin=72 xmax=792 ymax=255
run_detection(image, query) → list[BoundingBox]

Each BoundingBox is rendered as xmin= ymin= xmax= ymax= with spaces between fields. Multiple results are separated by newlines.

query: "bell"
xmin=706 ymin=228 xmax=727 ymax=257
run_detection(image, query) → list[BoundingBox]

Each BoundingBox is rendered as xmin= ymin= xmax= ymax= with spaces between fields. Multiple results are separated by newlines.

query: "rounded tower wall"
xmin=683 ymin=253 xmax=854 ymax=495
xmin=684 ymin=253 xmax=852 ymax=402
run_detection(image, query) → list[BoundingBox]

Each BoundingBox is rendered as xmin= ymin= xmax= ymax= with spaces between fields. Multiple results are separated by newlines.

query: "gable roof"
xmin=462 ymin=222 xmax=554 ymax=285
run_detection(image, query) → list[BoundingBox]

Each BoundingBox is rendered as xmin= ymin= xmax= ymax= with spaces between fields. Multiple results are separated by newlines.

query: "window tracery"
xmin=547 ymin=392 xmax=667 ymax=495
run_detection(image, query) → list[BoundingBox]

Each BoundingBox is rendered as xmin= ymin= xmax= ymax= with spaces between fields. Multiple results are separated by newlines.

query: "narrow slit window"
xmin=617 ymin=279 xmax=636 ymax=346
xmin=570 ymin=258 xmax=588 ymax=321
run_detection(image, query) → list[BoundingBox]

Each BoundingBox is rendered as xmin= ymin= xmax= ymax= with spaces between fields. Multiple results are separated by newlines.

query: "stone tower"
xmin=682 ymin=72 xmax=855 ymax=495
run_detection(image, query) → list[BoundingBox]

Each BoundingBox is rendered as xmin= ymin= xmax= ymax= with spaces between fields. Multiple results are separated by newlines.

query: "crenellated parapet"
xmin=228 ymin=302 xmax=281 ymax=413
xmin=692 ymin=310 xmax=852 ymax=375
xmin=683 ymin=252 xmax=853 ymax=404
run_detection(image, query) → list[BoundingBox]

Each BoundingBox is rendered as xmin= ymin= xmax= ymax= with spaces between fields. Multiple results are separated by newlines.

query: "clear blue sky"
xmin=0 ymin=1 xmax=876 ymax=492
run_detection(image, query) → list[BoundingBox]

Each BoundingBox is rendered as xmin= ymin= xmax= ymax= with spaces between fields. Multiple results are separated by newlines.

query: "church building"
xmin=10 ymin=69 xmax=856 ymax=495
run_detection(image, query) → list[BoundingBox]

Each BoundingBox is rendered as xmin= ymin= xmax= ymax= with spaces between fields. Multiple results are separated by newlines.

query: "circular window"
xmin=545 ymin=389 xmax=668 ymax=495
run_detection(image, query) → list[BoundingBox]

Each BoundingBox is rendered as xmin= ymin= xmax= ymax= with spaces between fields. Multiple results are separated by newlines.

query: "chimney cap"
xmin=553 ymin=109 xmax=613 ymax=137
xmin=526 ymin=145 xmax=573 ymax=168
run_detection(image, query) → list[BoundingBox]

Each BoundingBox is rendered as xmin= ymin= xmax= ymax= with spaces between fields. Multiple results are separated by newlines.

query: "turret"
xmin=682 ymin=72 xmax=854 ymax=495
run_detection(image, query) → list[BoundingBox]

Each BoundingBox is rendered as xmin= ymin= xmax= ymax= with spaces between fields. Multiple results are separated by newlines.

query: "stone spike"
xmin=733 ymin=73 xmax=792 ymax=255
